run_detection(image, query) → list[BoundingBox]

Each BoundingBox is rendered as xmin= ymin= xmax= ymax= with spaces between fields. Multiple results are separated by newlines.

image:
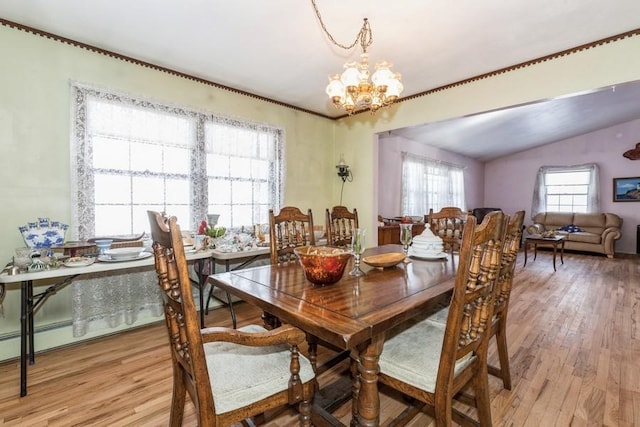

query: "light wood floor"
xmin=1 ymin=251 xmax=638 ymax=426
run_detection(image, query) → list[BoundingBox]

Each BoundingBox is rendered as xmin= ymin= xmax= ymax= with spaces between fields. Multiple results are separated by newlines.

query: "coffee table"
xmin=523 ymin=235 xmax=565 ymax=271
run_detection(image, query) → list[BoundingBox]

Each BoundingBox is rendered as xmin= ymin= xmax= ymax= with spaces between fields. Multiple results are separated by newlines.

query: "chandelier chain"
xmin=311 ymin=0 xmax=373 ymax=52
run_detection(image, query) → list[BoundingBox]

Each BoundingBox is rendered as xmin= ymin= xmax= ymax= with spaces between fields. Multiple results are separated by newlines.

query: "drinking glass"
xmin=400 ymin=223 xmax=413 ymax=255
xmin=349 ymin=228 xmax=366 ymax=277
xmin=14 ymin=247 xmax=32 ymax=272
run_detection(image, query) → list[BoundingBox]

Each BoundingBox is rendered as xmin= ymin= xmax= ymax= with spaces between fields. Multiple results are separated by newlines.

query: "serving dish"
xmin=98 ymin=252 xmax=153 ymax=263
xmin=362 ymin=252 xmax=405 ymax=268
xmin=64 ymin=257 xmax=96 ymax=268
xmin=294 ymin=246 xmax=351 ymax=285
xmin=104 ymin=247 xmax=144 ymax=260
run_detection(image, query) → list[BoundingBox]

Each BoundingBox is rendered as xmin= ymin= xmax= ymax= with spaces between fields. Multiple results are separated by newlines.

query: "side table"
xmin=523 ymin=235 xmax=565 ymax=271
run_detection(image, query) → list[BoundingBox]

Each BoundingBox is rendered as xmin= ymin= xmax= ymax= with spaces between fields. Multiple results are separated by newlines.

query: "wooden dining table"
xmin=206 ymin=244 xmax=458 ymax=426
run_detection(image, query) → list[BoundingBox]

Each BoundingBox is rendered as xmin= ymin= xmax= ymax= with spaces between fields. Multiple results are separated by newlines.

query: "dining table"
xmin=206 ymin=244 xmax=458 ymax=427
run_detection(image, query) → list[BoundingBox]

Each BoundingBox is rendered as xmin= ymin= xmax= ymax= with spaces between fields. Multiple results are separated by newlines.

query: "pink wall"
xmin=377 ymin=135 xmax=484 ymax=219
xmin=485 ymin=118 xmax=640 ymax=254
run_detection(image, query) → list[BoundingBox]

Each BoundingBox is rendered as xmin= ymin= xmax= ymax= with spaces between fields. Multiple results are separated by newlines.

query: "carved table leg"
xmin=356 ymin=335 xmax=384 ymax=427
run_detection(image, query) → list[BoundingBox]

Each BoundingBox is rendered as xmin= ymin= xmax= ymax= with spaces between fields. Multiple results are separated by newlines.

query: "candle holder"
xmin=349 ymin=228 xmax=366 ymax=277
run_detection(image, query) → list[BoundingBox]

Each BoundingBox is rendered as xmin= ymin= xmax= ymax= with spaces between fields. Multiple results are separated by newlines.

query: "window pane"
xmin=232 ymin=181 xmax=253 ymax=204
xmin=95 ymin=174 xmax=131 ymax=204
xmin=545 ymin=171 xmax=589 ymax=185
xmin=209 ymin=179 xmax=231 ymax=204
xmin=232 ymin=205 xmax=253 ymax=227
xmin=95 ymin=205 xmax=131 ymax=236
xmin=165 ymin=179 xmax=190 ymax=205
xmin=93 ymin=136 xmax=130 ymax=170
xmin=130 ymin=142 xmax=163 ymax=173
xmin=132 ymin=176 xmax=165 ymax=204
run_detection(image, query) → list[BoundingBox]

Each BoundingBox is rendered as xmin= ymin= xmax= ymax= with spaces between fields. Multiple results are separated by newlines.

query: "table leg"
xmin=27 ymin=281 xmax=34 ymax=365
xmin=205 ymin=260 xmax=238 ymax=328
xmin=533 ymin=243 xmax=538 ymax=261
xmin=356 ymin=335 xmax=384 ymax=427
xmin=196 ymin=259 xmax=206 ymax=329
xmin=523 ymin=241 xmax=528 ymax=267
xmin=20 ymin=280 xmax=29 ymax=397
xmin=552 ymin=243 xmax=557 ymax=271
xmin=560 ymin=241 xmax=565 ymax=265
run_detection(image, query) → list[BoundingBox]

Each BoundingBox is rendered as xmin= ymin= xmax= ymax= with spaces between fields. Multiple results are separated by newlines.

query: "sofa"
xmin=527 ymin=212 xmax=623 ymax=258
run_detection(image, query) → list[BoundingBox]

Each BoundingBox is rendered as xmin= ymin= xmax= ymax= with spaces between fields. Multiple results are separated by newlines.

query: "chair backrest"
xmin=428 ymin=207 xmax=467 ymax=252
xmin=147 ymin=210 xmax=215 ymax=422
xmin=325 ymin=206 xmax=359 ymax=247
xmin=437 ymin=210 xmax=508 ymax=388
xmin=494 ymin=210 xmax=525 ymax=318
xmin=269 ymin=206 xmax=315 ymax=265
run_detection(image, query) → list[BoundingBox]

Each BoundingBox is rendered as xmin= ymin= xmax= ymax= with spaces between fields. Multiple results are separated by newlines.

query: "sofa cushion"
xmin=544 ymin=212 xmax=575 ymax=228
xmin=566 ymin=231 xmax=601 ymax=244
xmin=572 ymin=213 xmax=606 ymax=234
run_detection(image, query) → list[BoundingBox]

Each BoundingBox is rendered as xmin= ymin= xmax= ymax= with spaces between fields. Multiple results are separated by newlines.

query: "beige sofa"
xmin=527 ymin=212 xmax=623 ymax=258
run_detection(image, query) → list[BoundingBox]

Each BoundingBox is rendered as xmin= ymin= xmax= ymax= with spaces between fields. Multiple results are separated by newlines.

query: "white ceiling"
xmin=1 ymin=0 xmax=640 ymax=160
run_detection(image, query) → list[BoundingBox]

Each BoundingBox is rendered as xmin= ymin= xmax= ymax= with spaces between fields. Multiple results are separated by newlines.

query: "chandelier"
xmin=311 ymin=1 xmax=404 ymax=115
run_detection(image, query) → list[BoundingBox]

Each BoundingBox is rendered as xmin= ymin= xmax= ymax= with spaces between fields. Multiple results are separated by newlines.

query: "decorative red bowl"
xmin=294 ymin=246 xmax=352 ymax=285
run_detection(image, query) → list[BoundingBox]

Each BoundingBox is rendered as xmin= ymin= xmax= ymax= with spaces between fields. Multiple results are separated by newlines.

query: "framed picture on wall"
xmin=613 ymin=177 xmax=640 ymax=202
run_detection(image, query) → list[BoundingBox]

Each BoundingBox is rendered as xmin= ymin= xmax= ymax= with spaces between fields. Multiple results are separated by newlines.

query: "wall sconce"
xmin=336 ymin=154 xmax=353 ymax=183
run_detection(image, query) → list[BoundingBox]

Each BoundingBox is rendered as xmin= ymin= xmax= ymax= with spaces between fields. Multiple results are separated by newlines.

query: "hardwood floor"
xmin=0 ymin=251 xmax=638 ymax=426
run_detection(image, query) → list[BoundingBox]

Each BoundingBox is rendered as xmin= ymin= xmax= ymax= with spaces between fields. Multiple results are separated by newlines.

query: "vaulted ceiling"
xmin=1 ymin=0 xmax=640 ymax=160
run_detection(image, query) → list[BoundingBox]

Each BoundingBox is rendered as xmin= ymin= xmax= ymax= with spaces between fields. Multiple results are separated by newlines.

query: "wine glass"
xmin=399 ymin=223 xmax=413 ymax=255
xmin=349 ymin=228 xmax=366 ymax=277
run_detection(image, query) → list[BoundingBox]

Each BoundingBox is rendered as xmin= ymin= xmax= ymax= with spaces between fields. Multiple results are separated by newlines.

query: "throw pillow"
xmin=557 ymin=224 xmax=583 ymax=233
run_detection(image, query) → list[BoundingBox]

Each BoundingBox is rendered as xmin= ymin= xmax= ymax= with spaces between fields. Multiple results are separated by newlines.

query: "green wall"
xmin=1 ymin=22 xmax=639 ymax=359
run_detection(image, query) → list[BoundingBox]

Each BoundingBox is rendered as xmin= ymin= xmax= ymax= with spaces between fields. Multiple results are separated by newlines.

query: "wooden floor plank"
xmin=0 ymin=251 xmax=637 ymax=426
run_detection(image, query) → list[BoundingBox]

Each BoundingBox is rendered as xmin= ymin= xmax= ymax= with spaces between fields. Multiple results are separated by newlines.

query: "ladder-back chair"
xmin=325 ymin=206 xmax=359 ymax=247
xmin=147 ymin=210 xmax=315 ymax=426
xmin=428 ymin=206 xmax=468 ymax=253
xmin=269 ymin=206 xmax=315 ymax=265
xmin=488 ymin=210 xmax=525 ymax=390
xmin=377 ymin=211 xmax=508 ymax=426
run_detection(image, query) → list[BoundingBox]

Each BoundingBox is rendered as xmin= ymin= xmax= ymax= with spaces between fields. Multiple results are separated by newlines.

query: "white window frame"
xmin=70 ymin=83 xmax=284 ymax=240
xmin=400 ymin=152 xmax=466 ymax=216
xmin=531 ymin=164 xmax=599 ymax=217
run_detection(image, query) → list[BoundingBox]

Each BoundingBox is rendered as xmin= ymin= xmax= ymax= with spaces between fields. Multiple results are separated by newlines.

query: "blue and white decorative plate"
xmin=19 ymin=217 xmax=68 ymax=248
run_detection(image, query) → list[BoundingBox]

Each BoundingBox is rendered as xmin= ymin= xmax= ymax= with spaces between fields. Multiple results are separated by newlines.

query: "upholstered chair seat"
xmin=379 ymin=319 xmax=474 ymax=393
xmin=207 ymin=324 xmax=316 ymax=414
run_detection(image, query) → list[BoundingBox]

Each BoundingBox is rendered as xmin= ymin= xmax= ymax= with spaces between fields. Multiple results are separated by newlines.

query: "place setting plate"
xmin=408 ymin=248 xmax=448 ymax=261
xmin=64 ymin=256 xmax=96 ymax=268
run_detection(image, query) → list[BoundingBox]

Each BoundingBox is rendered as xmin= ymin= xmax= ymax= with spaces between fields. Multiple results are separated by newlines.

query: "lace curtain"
xmin=400 ymin=152 xmax=466 ymax=216
xmin=531 ymin=163 xmax=599 ymax=218
xmin=69 ymin=82 xmax=284 ymax=336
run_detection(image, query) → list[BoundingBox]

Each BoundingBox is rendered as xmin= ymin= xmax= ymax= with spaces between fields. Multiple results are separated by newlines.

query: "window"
xmin=531 ymin=164 xmax=599 ymax=216
xmin=71 ymin=84 xmax=284 ymax=239
xmin=400 ymin=153 xmax=465 ymax=216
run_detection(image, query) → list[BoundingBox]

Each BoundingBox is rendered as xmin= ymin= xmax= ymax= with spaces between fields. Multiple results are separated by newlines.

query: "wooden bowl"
xmin=362 ymin=252 xmax=406 ymax=268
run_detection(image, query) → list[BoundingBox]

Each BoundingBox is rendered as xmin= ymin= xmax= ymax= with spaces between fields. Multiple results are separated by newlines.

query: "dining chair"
xmin=147 ymin=210 xmax=316 ymax=427
xmin=268 ymin=206 xmax=316 ymax=265
xmin=325 ymin=205 xmax=359 ymax=247
xmin=488 ymin=210 xmax=525 ymax=390
xmin=427 ymin=210 xmax=525 ymax=391
xmin=427 ymin=206 xmax=468 ymax=253
xmin=377 ymin=210 xmax=508 ymax=426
